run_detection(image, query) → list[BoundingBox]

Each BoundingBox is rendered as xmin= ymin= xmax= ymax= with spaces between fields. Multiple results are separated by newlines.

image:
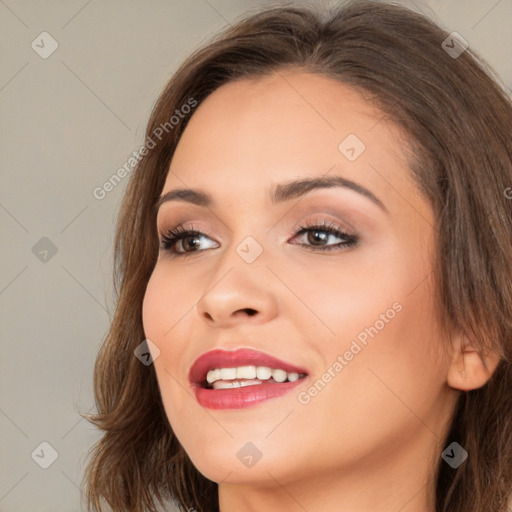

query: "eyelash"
xmin=159 ymin=219 xmax=359 ymax=257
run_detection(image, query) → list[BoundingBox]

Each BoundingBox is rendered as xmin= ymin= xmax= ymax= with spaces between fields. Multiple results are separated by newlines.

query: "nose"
xmin=195 ymin=246 xmax=279 ymax=328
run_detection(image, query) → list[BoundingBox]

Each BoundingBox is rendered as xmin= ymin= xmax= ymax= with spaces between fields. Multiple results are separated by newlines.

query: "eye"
xmin=158 ymin=219 xmax=358 ymax=257
xmin=159 ymin=224 xmax=218 ymax=255
xmin=290 ymin=220 xmax=358 ymax=251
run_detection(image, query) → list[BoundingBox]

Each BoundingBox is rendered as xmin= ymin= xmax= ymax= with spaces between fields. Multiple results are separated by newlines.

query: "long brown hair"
xmin=81 ymin=2 xmax=512 ymax=511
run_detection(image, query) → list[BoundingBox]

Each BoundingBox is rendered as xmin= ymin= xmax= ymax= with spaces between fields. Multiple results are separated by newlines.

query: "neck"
xmin=218 ymin=438 xmax=438 ymax=512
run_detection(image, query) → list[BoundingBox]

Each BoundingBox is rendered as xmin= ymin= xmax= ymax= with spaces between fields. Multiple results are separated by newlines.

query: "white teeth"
xmin=271 ymin=369 xmax=287 ymax=383
xmin=205 ymin=365 xmax=305 ymax=387
xmin=236 ymin=365 xmax=256 ymax=379
xmin=206 ymin=369 xmax=220 ymax=384
xmin=256 ymin=366 xmax=272 ymax=380
xmin=219 ymin=368 xmax=237 ymax=380
xmin=212 ymin=379 xmax=262 ymax=390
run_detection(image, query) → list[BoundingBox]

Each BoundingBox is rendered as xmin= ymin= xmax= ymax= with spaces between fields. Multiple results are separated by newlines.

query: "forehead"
xmin=163 ymin=70 xmax=420 ymax=213
xmin=176 ymin=71 xmax=386 ymax=154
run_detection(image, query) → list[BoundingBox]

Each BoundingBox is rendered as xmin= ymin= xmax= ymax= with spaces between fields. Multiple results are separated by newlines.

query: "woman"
xmin=82 ymin=1 xmax=512 ymax=511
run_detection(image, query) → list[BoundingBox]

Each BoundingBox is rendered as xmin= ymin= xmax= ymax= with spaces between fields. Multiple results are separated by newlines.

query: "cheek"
xmin=141 ymin=276 xmax=166 ymax=342
xmin=141 ymin=266 xmax=198 ymax=422
xmin=296 ymin=243 xmax=447 ymax=424
xmin=338 ymin=287 xmax=447 ymax=422
xmin=142 ymin=262 xmax=204 ymax=346
xmin=293 ymin=300 xmax=448 ymax=471
xmin=280 ymin=253 xmax=403 ymax=352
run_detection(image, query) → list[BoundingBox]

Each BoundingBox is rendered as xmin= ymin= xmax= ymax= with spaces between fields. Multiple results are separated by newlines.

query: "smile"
xmin=206 ymin=365 xmax=306 ymax=389
xmin=189 ymin=348 xmax=309 ymax=409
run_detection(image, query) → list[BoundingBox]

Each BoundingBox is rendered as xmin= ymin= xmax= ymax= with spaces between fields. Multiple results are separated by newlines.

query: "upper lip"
xmin=188 ymin=348 xmax=309 ymax=385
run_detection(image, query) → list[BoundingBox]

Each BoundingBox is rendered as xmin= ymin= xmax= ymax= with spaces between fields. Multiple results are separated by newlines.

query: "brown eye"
xmin=292 ymin=222 xmax=358 ymax=251
xmin=160 ymin=227 xmax=218 ymax=255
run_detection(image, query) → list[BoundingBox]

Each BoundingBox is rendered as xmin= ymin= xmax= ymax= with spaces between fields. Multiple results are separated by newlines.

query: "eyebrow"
xmin=155 ymin=175 xmax=387 ymax=213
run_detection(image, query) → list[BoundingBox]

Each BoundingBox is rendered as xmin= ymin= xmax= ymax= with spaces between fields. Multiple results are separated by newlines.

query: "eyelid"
xmin=158 ymin=208 xmax=359 ymax=237
xmin=157 ymin=216 xmax=354 ymax=242
xmin=291 ymin=213 xmax=359 ymax=236
xmin=157 ymin=220 xmax=216 ymax=239
xmin=158 ymin=215 xmax=360 ymax=258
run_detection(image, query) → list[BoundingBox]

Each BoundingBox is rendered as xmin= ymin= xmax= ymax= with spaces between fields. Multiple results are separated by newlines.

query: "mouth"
xmin=188 ymin=348 xmax=309 ymax=409
xmin=200 ymin=366 xmax=308 ymax=390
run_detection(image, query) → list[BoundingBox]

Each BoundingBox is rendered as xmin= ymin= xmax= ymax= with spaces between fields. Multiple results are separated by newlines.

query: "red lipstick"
xmin=188 ymin=348 xmax=309 ymax=410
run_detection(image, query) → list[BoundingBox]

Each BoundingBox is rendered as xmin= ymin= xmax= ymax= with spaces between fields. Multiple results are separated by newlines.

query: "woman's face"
xmin=142 ymin=71 xmax=458 ymax=495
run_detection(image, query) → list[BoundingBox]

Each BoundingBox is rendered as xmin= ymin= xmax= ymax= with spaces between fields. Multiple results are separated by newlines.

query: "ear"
xmin=447 ymin=331 xmax=502 ymax=391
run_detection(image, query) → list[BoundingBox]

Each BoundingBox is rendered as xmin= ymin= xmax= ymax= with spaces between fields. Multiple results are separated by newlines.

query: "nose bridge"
xmin=210 ymin=209 xmax=271 ymax=281
xmin=195 ymin=228 xmax=278 ymax=325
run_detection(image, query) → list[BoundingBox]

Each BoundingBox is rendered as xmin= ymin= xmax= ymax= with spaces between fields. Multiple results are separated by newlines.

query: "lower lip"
xmin=193 ymin=378 xmax=307 ymax=410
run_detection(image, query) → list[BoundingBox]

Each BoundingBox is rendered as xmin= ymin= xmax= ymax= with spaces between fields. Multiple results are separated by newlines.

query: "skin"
xmin=142 ymin=70 xmax=500 ymax=512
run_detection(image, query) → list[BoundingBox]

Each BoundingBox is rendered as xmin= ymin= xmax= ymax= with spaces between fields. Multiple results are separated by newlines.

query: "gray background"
xmin=1 ymin=1 xmax=511 ymax=511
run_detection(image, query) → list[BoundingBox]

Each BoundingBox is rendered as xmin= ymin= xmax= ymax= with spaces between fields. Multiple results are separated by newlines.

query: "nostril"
xmin=203 ymin=309 xmax=257 ymax=321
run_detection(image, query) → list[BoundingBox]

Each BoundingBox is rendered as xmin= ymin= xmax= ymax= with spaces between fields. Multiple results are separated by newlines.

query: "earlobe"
xmin=446 ymin=332 xmax=502 ymax=392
